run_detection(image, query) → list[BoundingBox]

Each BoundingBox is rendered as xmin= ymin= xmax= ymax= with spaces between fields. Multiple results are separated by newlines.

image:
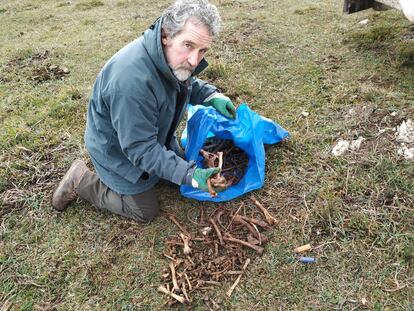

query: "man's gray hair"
xmin=162 ymin=0 xmax=221 ymax=38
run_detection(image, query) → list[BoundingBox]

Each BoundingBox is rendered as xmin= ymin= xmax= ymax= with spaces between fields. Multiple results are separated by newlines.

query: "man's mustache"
xmin=175 ymin=63 xmax=195 ymax=71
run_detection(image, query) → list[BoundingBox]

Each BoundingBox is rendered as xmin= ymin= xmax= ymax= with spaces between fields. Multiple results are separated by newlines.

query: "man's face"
xmin=162 ymin=20 xmax=213 ymax=81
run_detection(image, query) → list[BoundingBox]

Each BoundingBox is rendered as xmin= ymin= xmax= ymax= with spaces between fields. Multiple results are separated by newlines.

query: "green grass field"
xmin=1 ymin=0 xmax=414 ymax=309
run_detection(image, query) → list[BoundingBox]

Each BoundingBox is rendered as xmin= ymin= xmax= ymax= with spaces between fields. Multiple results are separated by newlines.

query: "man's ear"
xmin=161 ymin=29 xmax=169 ymax=45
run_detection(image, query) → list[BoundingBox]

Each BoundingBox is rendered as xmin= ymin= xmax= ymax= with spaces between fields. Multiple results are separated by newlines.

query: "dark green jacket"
xmin=85 ymin=18 xmax=217 ymax=194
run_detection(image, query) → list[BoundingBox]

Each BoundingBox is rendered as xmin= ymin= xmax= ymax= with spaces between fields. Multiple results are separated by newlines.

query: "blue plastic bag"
xmin=180 ymin=103 xmax=289 ymax=202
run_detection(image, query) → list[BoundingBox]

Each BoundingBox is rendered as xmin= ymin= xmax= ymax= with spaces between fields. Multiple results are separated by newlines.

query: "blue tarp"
xmin=180 ymin=104 xmax=289 ymax=202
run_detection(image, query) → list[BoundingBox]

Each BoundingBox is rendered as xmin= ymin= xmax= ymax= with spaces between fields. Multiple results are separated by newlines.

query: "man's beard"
xmin=172 ymin=64 xmax=194 ymax=81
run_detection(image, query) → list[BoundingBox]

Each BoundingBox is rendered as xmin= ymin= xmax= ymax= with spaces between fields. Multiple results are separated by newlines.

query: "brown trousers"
xmin=75 ymin=170 xmax=160 ymax=222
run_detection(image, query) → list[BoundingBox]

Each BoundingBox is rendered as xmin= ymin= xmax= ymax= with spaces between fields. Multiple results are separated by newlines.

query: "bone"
xmin=200 ymin=149 xmax=229 ymax=191
xmin=294 ymin=244 xmax=312 ymax=253
xmin=215 ymin=209 xmax=225 ymax=227
xmin=250 ymin=195 xmax=278 ymax=225
xmin=200 ymin=226 xmax=212 ymax=236
xmin=224 ymin=234 xmax=264 ymax=254
xmin=210 ymin=175 xmax=227 ymax=188
xmin=238 ymin=215 xmax=269 ymax=229
xmin=209 ymin=216 xmax=224 ymax=245
xmin=247 ymin=234 xmax=260 ymax=245
xmin=181 ymin=282 xmax=190 ymax=302
xmin=169 ymin=262 xmax=181 ymax=293
xmin=167 ymin=215 xmax=190 ymax=236
xmin=157 ymin=285 xmax=188 ymax=304
xmin=207 ymin=179 xmax=217 ymax=197
xmin=217 ymin=151 xmax=223 ymax=170
xmin=179 ymin=233 xmax=191 ymax=255
xmin=199 ymin=206 xmax=208 ymax=226
xmin=198 ymin=280 xmax=221 ymax=286
xmin=160 ymin=200 xmax=272 ymax=305
xmin=184 ymin=273 xmax=192 ymax=290
xmin=200 ymin=149 xmax=218 ymax=167
xmin=234 ymin=215 xmax=268 ymax=243
xmin=226 ymin=258 xmax=251 ymax=297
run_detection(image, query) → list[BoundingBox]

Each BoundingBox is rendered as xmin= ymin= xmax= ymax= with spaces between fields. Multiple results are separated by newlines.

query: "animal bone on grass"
xmin=157 ymin=285 xmax=188 ymax=304
xmin=209 ymin=216 xmax=224 ymax=245
xmin=167 ymin=214 xmax=190 ymax=236
xmin=169 ymin=261 xmax=181 ymax=293
xmin=226 ymin=258 xmax=251 ymax=297
xmin=250 ymin=195 xmax=277 ymax=225
xmin=223 ymin=233 xmax=264 ymax=254
xmin=234 ymin=215 xmax=268 ymax=243
xmin=179 ymin=233 xmax=191 ymax=255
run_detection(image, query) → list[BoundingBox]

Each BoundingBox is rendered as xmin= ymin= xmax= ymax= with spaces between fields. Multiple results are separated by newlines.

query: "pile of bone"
xmin=158 ymin=196 xmax=277 ymax=306
xmin=200 ymin=138 xmax=249 ymax=197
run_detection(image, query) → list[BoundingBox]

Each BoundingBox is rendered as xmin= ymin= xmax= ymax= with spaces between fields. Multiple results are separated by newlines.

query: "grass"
xmin=1 ymin=0 xmax=414 ymax=309
xmin=75 ymin=0 xmax=104 ymax=11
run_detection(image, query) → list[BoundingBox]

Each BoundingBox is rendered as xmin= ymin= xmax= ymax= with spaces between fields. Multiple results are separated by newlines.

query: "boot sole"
xmin=52 ymin=159 xmax=85 ymax=211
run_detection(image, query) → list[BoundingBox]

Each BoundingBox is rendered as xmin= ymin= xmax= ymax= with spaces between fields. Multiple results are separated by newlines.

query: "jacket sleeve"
xmin=189 ymin=77 xmax=219 ymax=105
xmin=105 ymin=91 xmax=195 ymax=185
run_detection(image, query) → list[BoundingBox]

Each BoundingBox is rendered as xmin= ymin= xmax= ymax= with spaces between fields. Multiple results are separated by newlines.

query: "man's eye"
xmin=185 ymin=43 xmax=192 ymax=48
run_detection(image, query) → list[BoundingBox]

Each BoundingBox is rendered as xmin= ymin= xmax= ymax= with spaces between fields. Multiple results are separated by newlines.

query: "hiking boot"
xmin=52 ymin=159 xmax=89 ymax=211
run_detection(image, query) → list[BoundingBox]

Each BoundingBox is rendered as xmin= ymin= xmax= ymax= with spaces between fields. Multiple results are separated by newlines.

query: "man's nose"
xmin=187 ymin=51 xmax=200 ymax=67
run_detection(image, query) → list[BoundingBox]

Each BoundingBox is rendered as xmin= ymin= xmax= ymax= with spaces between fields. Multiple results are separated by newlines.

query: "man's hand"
xmin=204 ymin=93 xmax=236 ymax=119
xmin=191 ymin=167 xmax=220 ymax=192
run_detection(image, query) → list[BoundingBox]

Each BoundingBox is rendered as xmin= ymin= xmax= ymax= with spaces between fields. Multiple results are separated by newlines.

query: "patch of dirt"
xmin=316 ymin=54 xmax=342 ymax=72
xmin=7 ymin=50 xmax=50 ymax=68
xmin=0 ymin=144 xmax=63 ymax=219
xmin=357 ymin=73 xmax=395 ymax=88
xmin=31 ymin=64 xmax=70 ymax=83
xmin=3 ymin=50 xmax=70 ymax=83
xmin=225 ymin=19 xmax=265 ymax=46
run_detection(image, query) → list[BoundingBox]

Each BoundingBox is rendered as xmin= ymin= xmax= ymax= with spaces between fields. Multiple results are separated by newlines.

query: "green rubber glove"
xmin=204 ymin=94 xmax=236 ymax=119
xmin=191 ymin=167 xmax=220 ymax=192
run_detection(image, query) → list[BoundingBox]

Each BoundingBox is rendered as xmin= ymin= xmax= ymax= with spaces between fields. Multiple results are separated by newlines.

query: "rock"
xmin=332 ymin=137 xmax=365 ymax=156
xmin=350 ymin=136 xmax=365 ymax=151
xmin=396 ymin=119 xmax=414 ymax=144
xmin=400 ymin=0 xmax=414 ymax=22
xmin=332 ymin=139 xmax=350 ymax=156
xmin=398 ymin=145 xmax=414 ymax=160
